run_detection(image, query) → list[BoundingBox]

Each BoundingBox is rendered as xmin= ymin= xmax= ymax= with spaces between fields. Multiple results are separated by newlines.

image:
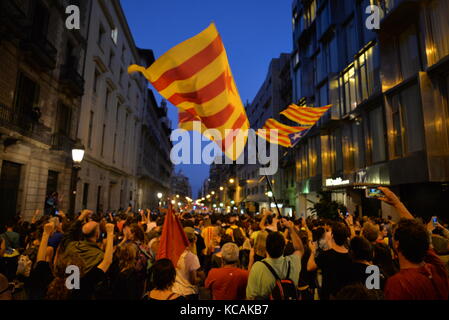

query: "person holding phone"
xmin=377 ymin=187 xmax=449 ymax=300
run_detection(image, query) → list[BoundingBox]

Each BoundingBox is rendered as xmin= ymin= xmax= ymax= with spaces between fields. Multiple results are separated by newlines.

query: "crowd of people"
xmin=1 ymin=187 xmax=448 ymax=300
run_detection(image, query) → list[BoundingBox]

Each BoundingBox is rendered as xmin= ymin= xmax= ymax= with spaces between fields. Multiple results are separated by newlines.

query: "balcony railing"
xmin=59 ymin=64 xmax=85 ymax=97
xmin=0 ymin=103 xmax=52 ymax=145
xmin=20 ymin=31 xmax=57 ymax=71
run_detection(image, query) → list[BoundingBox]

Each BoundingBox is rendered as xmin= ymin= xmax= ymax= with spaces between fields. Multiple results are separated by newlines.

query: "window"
xmin=56 ymin=103 xmax=72 ymax=136
xmin=426 ymin=0 xmax=449 ymax=65
xmin=398 ymin=25 xmax=421 ymax=80
xmin=100 ymin=124 xmax=106 ymax=157
xmin=109 ymin=50 xmax=115 ymax=70
xmin=88 ymin=111 xmax=94 ymax=148
xmin=14 ymin=72 xmax=39 ymax=117
xmin=345 ymin=18 xmax=357 ymax=64
xmin=82 ymin=183 xmax=89 ymax=209
xmin=390 ymin=84 xmax=425 ymax=156
xmin=318 ymin=82 xmax=328 ymax=106
xmin=356 ymin=45 xmax=377 ymax=102
xmin=93 ymin=69 xmax=100 ymax=94
xmin=98 ymin=24 xmax=105 ymax=49
xmin=366 ymin=106 xmax=386 ymax=164
xmin=111 ymin=28 xmax=118 ymax=44
xmin=105 ymin=89 xmax=110 ymax=114
xmin=341 ymin=66 xmax=357 ymax=115
xmin=317 ymin=3 xmax=330 ymax=38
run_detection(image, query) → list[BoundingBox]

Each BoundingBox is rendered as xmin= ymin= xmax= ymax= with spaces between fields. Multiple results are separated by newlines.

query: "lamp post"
xmin=69 ymin=140 xmax=85 ymax=217
xmin=157 ymin=192 xmax=163 ymax=207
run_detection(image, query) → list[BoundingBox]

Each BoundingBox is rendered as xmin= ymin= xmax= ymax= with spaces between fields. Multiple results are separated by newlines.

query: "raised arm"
xmin=307 ymin=241 xmax=318 ymax=272
xmin=378 ymin=187 xmax=414 ymax=220
xmin=97 ymin=223 xmax=115 ymax=273
xmin=284 ymin=220 xmax=304 ymax=257
xmin=37 ymin=222 xmax=54 ymax=263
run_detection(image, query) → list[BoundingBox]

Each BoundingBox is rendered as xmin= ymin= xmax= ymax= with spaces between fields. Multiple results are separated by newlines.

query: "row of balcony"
xmin=0 ymin=103 xmax=52 ymax=146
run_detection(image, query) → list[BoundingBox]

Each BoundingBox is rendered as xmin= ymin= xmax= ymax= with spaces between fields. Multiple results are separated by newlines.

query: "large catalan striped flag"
xmin=257 ymin=118 xmax=310 ymax=148
xmin=128 ymin=23 xmax=249 ymax=161
xmin=281 ymin=104 xmax=332 ymax=126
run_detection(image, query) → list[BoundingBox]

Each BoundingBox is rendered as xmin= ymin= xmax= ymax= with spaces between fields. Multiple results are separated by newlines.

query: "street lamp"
xmin=267 ymin=191 xmax=273 ymax=198
xmin=157 ymin=192 xmax=163 ymax=199
xmin=171 ymin=200 xmax=175 ymax=205
xmin=220 ymin=186 xmax=224 ymax=191
xmin=231 ymin=200 xmax=235 ymax=205
xmin=206 ymin=194 xmax=211 ymax=199
xmin=69 ymin=140 xmax=85 ymax=216
xmin=211 ymin=191 xmax=215 ymax=195
xmin=229 ymin=178 xmax=235 ymax=184
xmin=178 ymin=202 xmax=182 ymax=206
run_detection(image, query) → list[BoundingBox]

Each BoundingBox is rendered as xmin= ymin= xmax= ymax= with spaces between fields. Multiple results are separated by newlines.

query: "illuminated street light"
xmin=211 ymin=191 xmax=215 ymax=195
xmin=229 ymin=178 xmax=235 ymax=184
xmin=206 ymin=194 xmax=211 ymax=199
xmin=176 ymin=194 xmax=180 ymax=198
xmin=219 ymin=203 xmax=224 ymax=207
xmin=171 ymin=200 xmax=175 ymax=205
xmin=231 ymin=200 xmax=235 ymax=205
xmin=157 ymin=192 xmax=163 ymax=199
xmin=267 ymin=191 xmax=273 ymax=198
xmin=178 ymin=202 xmax=182 ymax=206
xmin=213 ymin=204 xmax=217 ymax=208
xmin=220 ymin=186 xmax=224 ymax=191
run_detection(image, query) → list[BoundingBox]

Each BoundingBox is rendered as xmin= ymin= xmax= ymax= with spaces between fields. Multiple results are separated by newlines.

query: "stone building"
xmin=75 ymin=0 xmax=172 ymax=213
xmin=0 ymin=0 xmax=89 ymax=223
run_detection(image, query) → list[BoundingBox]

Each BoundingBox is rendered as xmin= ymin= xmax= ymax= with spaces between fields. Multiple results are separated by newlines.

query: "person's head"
xmin=82 ymin=221 xmax=100 ymax=242
xmin=330 ymin=222 xmax=350 ymax=247
xmin=254 ymin=230 xmax=268 ymax=257
xmin=349 ymin=236 xmax=373 ymax=262
xmin=115 ymin=242 xmax=138 ymax=272
xmin=266 ymin=231 xmax=286 ymax=259
xmin=393 ymin=219 xmax=429 ymax=264
xmin=148 ymin=259 xmax=176 ymax=291
xmin=221 ymin=242 xmax=240 ymax=265
xmin=46 ymin=253 xmax=86 ymax=300
xmin=184 ymin=227 xmax=197 ymax=245
xmin=125 ymin=223 xmax=145 ymax=242
xmin=362 ymin=222 xmax=380 ymax=243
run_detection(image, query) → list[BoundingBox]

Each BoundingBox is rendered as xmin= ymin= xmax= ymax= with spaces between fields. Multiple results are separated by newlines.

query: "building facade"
xmin=75 ymin=0 xmax=174 ymax=213
xmin=291 ymin=0 xmax=449 ymax=220
xmin=170 ymin=170 xmax=192 ymax=199
xmin=0 ymin=0 xmax=174 ymax=223
xmin=236 ymin=53 xmax=293 ymax=215
xmin=0 ymin=0 xmax=89 ymax=223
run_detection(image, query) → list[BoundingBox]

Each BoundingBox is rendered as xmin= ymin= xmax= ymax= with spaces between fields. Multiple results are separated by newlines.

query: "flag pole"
xmin=249 ymin=131 xmax=282 ymax=218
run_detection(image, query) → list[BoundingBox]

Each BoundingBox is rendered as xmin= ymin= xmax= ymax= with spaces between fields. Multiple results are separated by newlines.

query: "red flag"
xmin=156 ymin=206 xmax=189 ymax=267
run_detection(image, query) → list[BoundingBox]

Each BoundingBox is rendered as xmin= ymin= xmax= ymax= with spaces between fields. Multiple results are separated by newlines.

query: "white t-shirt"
xmin=172 ymin=249 xmax=200 ymax=296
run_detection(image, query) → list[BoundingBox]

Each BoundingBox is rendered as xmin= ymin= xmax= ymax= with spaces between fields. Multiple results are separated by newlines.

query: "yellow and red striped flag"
xmin=128 ymin=23 xmax=249 ymax=160
xmin=280 ymin=104 xmax=332 ymax=126
xmin=257 ymin=118 xmax=310 ymax=148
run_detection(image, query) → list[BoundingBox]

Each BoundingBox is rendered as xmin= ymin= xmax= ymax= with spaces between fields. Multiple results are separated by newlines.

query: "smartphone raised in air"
xmin=365 ymin=187 xmax=385 ymax=198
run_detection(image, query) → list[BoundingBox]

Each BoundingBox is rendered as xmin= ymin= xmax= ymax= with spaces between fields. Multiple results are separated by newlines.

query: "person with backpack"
xmin=246 ymin=219 xmax=304 ymax=300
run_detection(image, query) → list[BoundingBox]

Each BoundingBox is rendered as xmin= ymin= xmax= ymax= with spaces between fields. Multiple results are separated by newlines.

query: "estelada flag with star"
xmin=257 ymin=118 xmax=310 ymax=148
xmin=156 ymin=205 xmax=189 ymax=267
xmin=128 ymin=23 xmax=250 ymax=161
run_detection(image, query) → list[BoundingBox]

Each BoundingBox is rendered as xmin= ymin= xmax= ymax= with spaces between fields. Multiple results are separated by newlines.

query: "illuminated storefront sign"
xmin=325 ymin=177 xmax=350 ymax=186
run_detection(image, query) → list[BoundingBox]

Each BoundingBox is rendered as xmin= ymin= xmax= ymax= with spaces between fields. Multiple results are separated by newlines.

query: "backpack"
xmin=261 ymin=260 xmax=299 ymax=300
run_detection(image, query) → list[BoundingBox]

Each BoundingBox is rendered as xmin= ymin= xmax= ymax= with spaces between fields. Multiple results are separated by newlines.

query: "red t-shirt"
xmin=205 ymin=267 xmax=249 ymax=300
xmin=385 ymin=249 xmax=449 ymax=300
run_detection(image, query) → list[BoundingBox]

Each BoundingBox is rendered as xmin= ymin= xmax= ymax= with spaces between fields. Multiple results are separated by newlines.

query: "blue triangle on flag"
xmin=288 ymin=129 xmax=309 ymax=147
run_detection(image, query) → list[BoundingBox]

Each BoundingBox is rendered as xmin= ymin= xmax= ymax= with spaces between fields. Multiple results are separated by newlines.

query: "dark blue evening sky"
xmin=121 ymin=0 xmax=292 ymax=198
